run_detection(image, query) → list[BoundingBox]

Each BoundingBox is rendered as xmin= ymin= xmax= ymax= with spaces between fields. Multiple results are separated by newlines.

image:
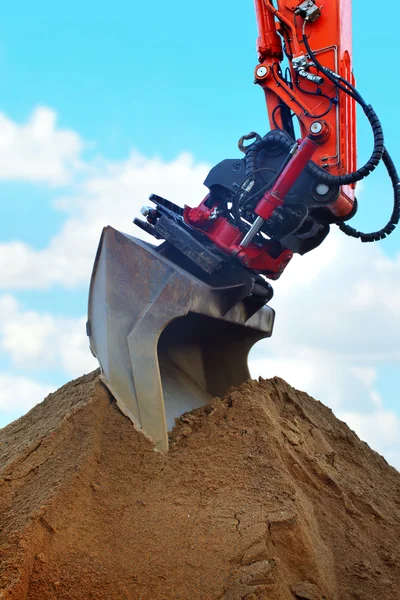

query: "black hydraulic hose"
xmin=302 ymin=27 xmax=385 ymax=186
xmin=301 ymin=20 xmax=399 ymax=240
xmin=302 ymin=21 xmax=363 ymax=103
xmin=337 ymin=148 xmax=400 ymax=242
xmin=306 ymin=104 xmax=384 ymax=186
xmin=231 ymin=132 xmax=295 ymax=235
xmin=244 ymin=130 xmax=293 ymax=176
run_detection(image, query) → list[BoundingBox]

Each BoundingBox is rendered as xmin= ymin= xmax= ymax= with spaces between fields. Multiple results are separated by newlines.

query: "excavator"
xmin=87 ymin=0 xmax=399 ymax=451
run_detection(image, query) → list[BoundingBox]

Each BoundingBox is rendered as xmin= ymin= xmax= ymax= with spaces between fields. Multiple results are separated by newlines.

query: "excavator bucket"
xmin=87 ymin=226 xmax=275 ymax=451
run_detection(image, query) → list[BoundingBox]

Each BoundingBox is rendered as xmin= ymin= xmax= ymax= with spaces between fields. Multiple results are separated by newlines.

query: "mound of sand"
xmin=1 ymin=371 xmax=399 ymax=600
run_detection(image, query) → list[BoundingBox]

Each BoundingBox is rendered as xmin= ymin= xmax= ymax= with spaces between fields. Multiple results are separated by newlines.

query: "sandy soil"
xmin=0 ymin=370 xmax=399 ymax=599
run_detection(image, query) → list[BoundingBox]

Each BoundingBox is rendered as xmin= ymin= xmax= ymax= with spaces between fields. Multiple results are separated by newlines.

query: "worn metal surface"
xmin=87 ymin=226 xmax=275 ymax=451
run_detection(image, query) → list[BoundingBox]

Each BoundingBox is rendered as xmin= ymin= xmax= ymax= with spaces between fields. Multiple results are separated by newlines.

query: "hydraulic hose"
xmin=300 ymin=20 xmax=400 ymax=241
xmin=337 ymin=148 xmax=400 ymax=242
xmin=244 ymin=130 xmax=293 ymax=176
xmin=232 ymin=131 xmax=296 ymax=235
xmin=298 ymin=21 xmax=399 ymax=240
xmin=306 ymin=104 xmax=384 ymax=186
xmin=302 ymin=26 xmax=384 ymax=186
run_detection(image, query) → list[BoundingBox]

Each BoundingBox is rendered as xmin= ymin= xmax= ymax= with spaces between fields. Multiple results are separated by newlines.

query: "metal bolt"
xmin=256 ymin=66 xmax=268 ymax=78
xmin=310 ymin=121 xmax=323 ymax=135
xmin=316 ymin=183 xmax=330 ymax=196
xmin=140 ymin=206 xmax=151 ymax=217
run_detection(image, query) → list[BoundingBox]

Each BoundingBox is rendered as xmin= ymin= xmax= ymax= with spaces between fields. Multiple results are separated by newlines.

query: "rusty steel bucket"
xmin=87 ymin=226 xmax=275 ymax=451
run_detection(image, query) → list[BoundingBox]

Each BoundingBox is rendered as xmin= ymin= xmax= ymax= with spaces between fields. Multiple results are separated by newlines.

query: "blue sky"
xmin=1 ymin=0 xmax=398 ymax=254
xmin=0 ymin=0 xmax=399 ymax=466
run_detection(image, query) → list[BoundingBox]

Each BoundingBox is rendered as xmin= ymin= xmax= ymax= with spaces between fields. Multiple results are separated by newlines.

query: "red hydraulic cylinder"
xmin=254 ymin=0 xmax=283 ymax=61
xmin=254 ymin=137 xmax=318 ymax=221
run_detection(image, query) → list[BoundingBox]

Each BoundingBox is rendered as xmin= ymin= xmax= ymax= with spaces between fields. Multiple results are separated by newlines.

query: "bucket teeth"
xmin=88 ymin=226 xmax=275 ymax=451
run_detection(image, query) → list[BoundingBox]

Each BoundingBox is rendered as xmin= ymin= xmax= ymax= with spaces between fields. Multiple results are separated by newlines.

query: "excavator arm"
xmin=254 ymin=0 xmax=356 ymax=212
xmin=134 ymin=2 xmax=397 ymax=283
xmin=87 ymin=0 xmax=399 ymax=451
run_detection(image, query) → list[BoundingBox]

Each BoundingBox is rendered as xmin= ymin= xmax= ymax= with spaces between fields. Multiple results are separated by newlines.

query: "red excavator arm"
xmin=254 ymin=0 xmax=356 ymax=217
xmin=135 ymin=0 xmax=399 ymax=295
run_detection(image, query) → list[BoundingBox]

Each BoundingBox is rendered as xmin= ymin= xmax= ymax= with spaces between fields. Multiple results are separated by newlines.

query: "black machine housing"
xmin=134 ymin=130 xmax=349 ymax=306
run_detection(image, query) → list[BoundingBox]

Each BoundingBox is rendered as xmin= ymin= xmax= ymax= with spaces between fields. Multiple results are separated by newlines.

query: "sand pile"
xmin=0 ymin=370 xmax=400 ymax=600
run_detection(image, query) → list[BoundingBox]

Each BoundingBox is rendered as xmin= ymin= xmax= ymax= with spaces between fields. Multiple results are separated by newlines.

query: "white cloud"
xmin=340 ymin=408 xmax=400 ymax=449
xmin=0 ymin=374 xmax=54 ymax=415
xmin=251 ymin=229 xmax=400 ymax=364
xmin=0 ymin=106 xmax=83 ymax=185
xmin=0 ymin=151 xmax=209 ymax=289
xmin=250 ymin=357 xmax=314 ymax=392
xmin=0 ymin=295 xmax=97 ymax=377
